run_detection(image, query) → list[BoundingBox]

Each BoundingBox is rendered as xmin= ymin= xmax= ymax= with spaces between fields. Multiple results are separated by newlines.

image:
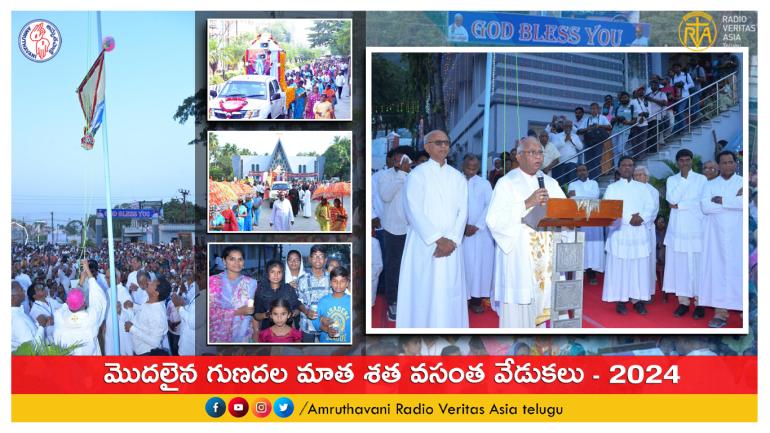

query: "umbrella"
xmin=311 ymin=184 xmax=329 ymax=200
xmin=313 ymin=182 xmax=350 ymax=202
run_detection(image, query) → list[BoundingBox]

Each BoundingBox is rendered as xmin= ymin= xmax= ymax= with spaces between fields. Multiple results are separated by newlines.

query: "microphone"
xmin=537 ymin=175 xmax=545 ymax=189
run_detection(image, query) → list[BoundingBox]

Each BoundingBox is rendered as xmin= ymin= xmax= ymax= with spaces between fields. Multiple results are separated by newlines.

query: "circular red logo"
xmin=228 ymin=397 xmax=249 ymax=418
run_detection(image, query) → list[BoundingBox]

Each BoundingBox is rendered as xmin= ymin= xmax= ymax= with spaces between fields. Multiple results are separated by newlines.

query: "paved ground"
xmin=248 ymin=199 xmax=351 ymax=232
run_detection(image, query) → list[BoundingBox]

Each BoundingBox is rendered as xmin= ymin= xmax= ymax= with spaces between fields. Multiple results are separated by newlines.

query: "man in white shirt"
xmin=555 ymin=120 xmax=584 ymax=183
xmin=397 ymin=130 xmax=468 ymax=328
xmin=602 ymin=157 xmax=655 ymax=315
xmin=270 ymin=191 xmax=295 ymax=231
xmin=487 ymin=136 xmax=567 ymax=328
xmin=131 ymin=271 xmax=150 ymax=305
xmin=629 ymin=87 xmax=650 ymax=155
xmin=53 ymin=260 xmax=108 ymax=355
xmin=461 ymin=154 xmax=495 ymax=314
xmin=567 ymin=164 xmax=604 ymax=285
xmin=581 ymin=102 xmax=612 ymax=179
xmin=378 ymin=146 xmax=413 ymax=322
xmin=334 ymin=72 xmax=346 ymax=100
xmin=671 ymin=63 xmax=694 ymax=132
xmin=448 ymin=13 xmax=469 ymax=42
xmin=126 ymin=256 xmax=142 ymax=294
xmin=644 ymin=75 xmax=669 ymax=153
xmin=538 ymin=130 xmax=561 ymax=177
xmin=634 ymin=166 xmax=660 ymax=300
xmin=12 ymin=281 xmax=43 ymax=352
xmin=27 ymin=282 xmax=59 ymax=343
xmin=699 ymin=151 xmax=743 ymax=328
xmin=124 ymin=277 xmax=171 ymax=355
xmin=663 ymin=149 xmax=708 ymax=320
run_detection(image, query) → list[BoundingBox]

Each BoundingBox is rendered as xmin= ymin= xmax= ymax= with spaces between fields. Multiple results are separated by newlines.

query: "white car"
xmin=268 ymin=181 xmax=291 ymax=207
xmin=209 ymin=75 xmax=286 ymax=120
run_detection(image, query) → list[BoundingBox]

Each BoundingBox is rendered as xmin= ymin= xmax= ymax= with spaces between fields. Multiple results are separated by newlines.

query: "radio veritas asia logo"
xmin=18 ymin=19 xmax=62 ymax=62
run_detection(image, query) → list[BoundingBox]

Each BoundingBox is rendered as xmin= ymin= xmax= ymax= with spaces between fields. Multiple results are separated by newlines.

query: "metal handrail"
xmin=552 ymin=72 xmax=739 ymax=185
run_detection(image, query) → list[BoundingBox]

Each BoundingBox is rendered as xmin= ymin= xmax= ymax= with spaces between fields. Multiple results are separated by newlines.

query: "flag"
xmin=77 ymin=50 xmax=106 ymax=146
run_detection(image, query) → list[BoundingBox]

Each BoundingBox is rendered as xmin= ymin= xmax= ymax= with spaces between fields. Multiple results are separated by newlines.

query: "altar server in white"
xmin=699 ymin=151 xmax=743 ymax=328
xmin=567 ymin=164 xmax=604 ymax=285
xmin=461 ymin=154 xmax=495 ymax=313
xmin=602 ymin=157 xmax=655 ymax=315
xmin=663 ymin=149 xmax=708 ymax=319
xmin=396 ymin=130 xmax=468 ymax=328
xmin=487 ymin=137 xmax=567 ymax=328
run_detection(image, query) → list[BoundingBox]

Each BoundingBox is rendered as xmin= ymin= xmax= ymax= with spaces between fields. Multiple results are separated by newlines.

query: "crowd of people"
xmin=210 ymin=179 xmax=348 ymax=232
xmin=11 ymin=242 xmax=200 ymax=355
xmin=489 ymin=55 xmax=741 ymax=186
xmin=284 ymin=58 xmax=350 ymax=119
xmin=208 ymin=245 xmax=351 ymax=344
xmin=371 ymin=126 xmax=746 ymax=330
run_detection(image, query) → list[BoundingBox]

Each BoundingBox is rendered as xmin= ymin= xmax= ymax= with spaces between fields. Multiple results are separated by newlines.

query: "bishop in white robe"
xmin=270 ymin=192 xmax=295 ymax=231
xmin=567 ymin=164 xmax=605 ymax=283
xmin=487 ymin=137 xmax=567 ymax=328
xmin=699 ymin=152 xmax=743 ymax=328
xmin=461 ymin=155 xmax=495 ymax=308
xmin=53 ymin=262 xmax=107 ymax=355
xmin=602 ymin=157 xmax=655 ymax=315
xmin=663 ymin=150 xmax=708 ymax=318
xmin=396 ymin=130 xmax=468 ymax=328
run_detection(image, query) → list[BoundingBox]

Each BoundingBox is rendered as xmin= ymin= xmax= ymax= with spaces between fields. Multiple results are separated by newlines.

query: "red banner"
xmin=12 ymin=356 xmax=756 ymax=395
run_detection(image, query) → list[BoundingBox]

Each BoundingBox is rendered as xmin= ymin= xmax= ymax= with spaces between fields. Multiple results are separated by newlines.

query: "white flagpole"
xmin=97 ymin=11 xmax=120 ymax=355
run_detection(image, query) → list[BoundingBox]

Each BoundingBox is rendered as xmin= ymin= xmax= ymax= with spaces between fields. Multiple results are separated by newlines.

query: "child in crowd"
xmin=313 ymin=266 xmax=352 ymax=343
xmin=257 ymin=298 xmax=302 ymax=343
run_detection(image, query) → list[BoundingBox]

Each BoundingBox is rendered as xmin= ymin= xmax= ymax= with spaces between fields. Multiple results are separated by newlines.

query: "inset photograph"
xmin=208 ymin=130 xmax=352 ymax=233
xmin=208 ymin=243 xmax=352 ymax=345
xmin=207 ymin=18 xmax=352 ymax=121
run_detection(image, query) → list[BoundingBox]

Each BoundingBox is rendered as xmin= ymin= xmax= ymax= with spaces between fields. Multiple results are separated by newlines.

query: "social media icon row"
xmin=205 ymin=396 xmax=294 ymax=419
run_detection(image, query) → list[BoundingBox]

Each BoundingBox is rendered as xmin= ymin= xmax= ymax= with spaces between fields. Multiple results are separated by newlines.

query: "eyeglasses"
xmin=426 ymin=140 xmax=452 ymax=147
xmin=519 ymin=150 xmax=545 ymax=156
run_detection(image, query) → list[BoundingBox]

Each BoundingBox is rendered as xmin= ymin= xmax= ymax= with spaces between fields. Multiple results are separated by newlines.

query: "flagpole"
xmin=97 ymin=10 xmax=120 ymax=356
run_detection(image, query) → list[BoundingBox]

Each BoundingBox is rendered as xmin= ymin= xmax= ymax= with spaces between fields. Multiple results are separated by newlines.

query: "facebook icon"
xmin=205 ymin=397 xmax=226 ymax=418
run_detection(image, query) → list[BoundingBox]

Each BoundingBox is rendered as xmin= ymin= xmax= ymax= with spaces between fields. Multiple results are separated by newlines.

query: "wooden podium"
xmin=524 ymin=198 xmax=623 ymax=328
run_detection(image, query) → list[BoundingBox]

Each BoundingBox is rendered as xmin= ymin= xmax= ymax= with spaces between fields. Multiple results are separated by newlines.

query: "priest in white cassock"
xmin=567 ymin=164 xmax=605 ymax=285
xmin=396 ymin=130 xmax=468 ymax=328
xmin=699 ymin=151 xmax=743 ymax=328
xmin=487 ymin=137 xmax=567 ymax=328
xmin=663 ymin=149 xmax=708 ymax=320
xmin=633 ymin=165 xmax=660 ymax=298
xmin=461 ymin=154 xmax=495 ymax=314
xmin=602 ymin=157 xmax=655 ymax=315
xmin=270 ymin=190 xmax=295 ymax=231
xmin=12 ymin=281 xmax=44 ymax=351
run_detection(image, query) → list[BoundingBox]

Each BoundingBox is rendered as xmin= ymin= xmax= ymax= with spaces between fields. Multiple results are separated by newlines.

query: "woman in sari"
xmin=208 ymin=246 xmax=257 ymax=343
xmin=329 ymin=198 xmax=348 ymax=231
xmin=304 ymin=85 xmax=321 ymax=120
xmin=315 ymin=198 xmax=331 ymax=231
xmin=293 ymin=84 xmax=307 ymax=120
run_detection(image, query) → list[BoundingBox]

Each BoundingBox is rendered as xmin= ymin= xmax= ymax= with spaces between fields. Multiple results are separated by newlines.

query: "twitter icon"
xmin=273 ymin=397 xmax=295 ymax=418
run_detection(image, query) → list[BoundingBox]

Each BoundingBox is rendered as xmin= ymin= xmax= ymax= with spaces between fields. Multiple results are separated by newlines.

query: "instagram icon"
xmin=253 ymin=397 xmax=272 ymax=418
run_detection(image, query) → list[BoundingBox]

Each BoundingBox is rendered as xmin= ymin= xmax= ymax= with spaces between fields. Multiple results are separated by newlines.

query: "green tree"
xmin=322 ymin=136 xmax=351 ymax=180
xmin=308 ymin=20 xmax=350 ymax=56
xmin=162 ymin=198 xmax=195 ymax=224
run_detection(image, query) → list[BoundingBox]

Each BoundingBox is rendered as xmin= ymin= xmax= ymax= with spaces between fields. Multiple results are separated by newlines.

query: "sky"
xmin=210 ymin=130 xmax=349 ymax=156
xmin=11 ymin=11 xmax=194 ymax=224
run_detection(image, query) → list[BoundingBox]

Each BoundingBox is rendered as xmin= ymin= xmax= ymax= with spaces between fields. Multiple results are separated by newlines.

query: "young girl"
xmin=257 ymin=298 xmax=302 ymax=343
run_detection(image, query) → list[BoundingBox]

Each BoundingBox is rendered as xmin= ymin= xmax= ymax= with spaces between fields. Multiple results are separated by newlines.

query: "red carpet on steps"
xmin=370 ymin=272 xmax=742 ymax=329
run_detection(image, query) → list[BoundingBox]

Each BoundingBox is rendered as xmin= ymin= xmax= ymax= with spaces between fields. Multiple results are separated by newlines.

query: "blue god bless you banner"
xmin=96 ymin=208 xmax=157 ymax=219
xmin=447 ymin=11 xmax=648 ymax=47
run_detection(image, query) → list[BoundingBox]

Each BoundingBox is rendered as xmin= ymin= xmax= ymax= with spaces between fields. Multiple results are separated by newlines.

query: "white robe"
xmin=125 ymin=302 xmax=168 ymax=355
xmin=567 ymin=179 xmax=605 ymax=272
xmin=12 ymin=306 xmax=44 ymax=351
xmin=487 ymin=169 xmax=566 ymax=328
xmin=270 ymin=199 xmax=294 ymax=230
xmin=698 ymin=174 xmax=743 ymax=310
xmin=104 ymin=283 xmax=134 ymax=356
xmin=53 ymin=277 xmax=107 ymax=355
xmin=28 ymin=299 xmax=59 ymax=343
xmin=178 ymin=293 xmax=197 ymax=356
xmin=302 ymin=191 xmax=312 ymax=218
xmin=463 ymin=175 xmax=495 ymax=299
xmin=602 ymin=179 xmax=655 ymax=302
xmin=396 ymin=159 xmax=468 ymax=328
xmin=663 ymin=171 xmax=707 ymax=298
xmin=643 ymin=182 xmax=660 ymax=296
